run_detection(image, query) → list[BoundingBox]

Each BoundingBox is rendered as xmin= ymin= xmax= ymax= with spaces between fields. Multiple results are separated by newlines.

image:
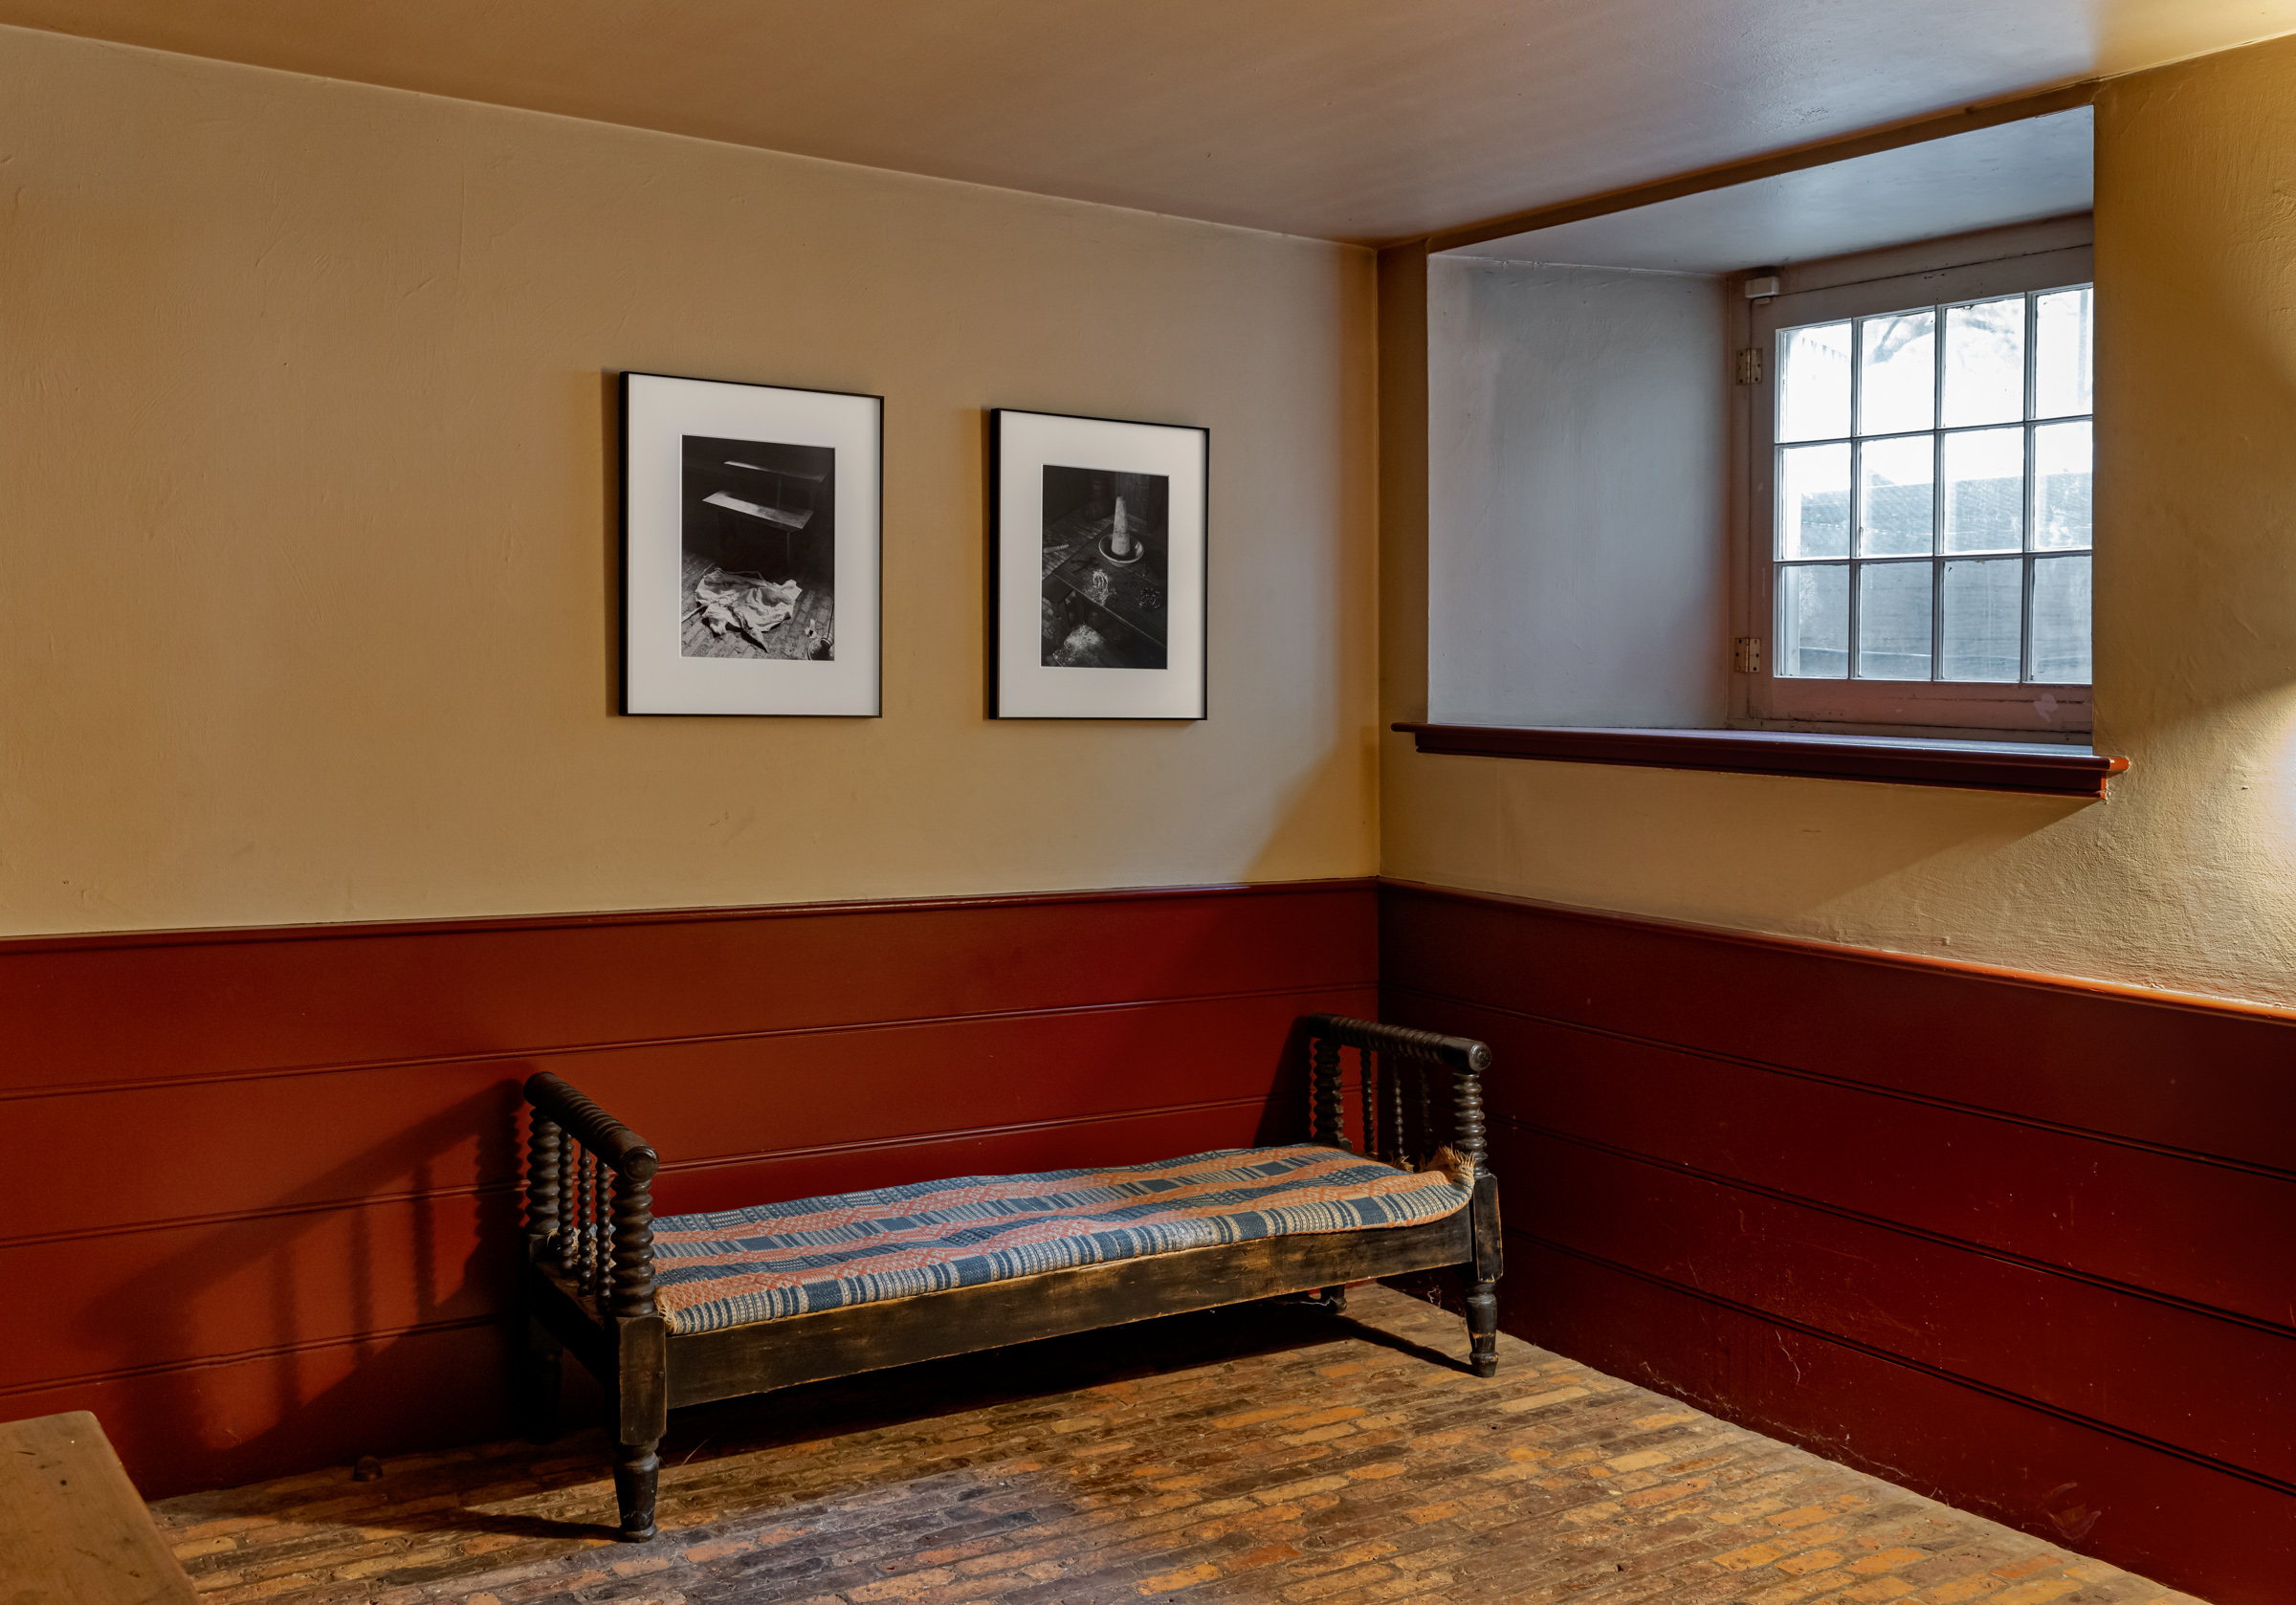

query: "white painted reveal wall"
xmin=1425 ymin=257 xmax=1729 ymax=728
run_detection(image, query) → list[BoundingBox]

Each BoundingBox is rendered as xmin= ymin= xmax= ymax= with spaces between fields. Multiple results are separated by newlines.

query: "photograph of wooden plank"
xmin=680 ymin=435 xmax=836 ymax=661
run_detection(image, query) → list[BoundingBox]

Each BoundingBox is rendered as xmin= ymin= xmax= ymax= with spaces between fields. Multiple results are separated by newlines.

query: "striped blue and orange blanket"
xmin=651 ymin=1145 xmax=1471 ymax=1335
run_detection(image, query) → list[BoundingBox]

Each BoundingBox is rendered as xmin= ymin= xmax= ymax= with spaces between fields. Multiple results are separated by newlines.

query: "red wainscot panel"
xmin=1428 ymin=995 xmax=2296 ymax=1329
xmin=1380 ymin=878 xmax=2296 ymax=1170
xmin=1 ymin=880 xmax=1378 ymax=1095
xmin=1504 ymin=1125 xmax=2296 ymax=1488
xmin=2 ymin=1323 xmax=519 ymax=1504
xmin=3 ymin=988 xmax=1360 ymax=1242
xmin=1380 ymin=878 xmax=2296 ymax=1605
xmin=1 ymin=879 xmax=1375 ymax=1498
xmin=1510 ymin=1241 xmax=2296 ymax=1605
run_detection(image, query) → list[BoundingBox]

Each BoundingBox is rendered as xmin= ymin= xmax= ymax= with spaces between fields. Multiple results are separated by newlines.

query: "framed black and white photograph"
xmin=993 ymin=409 xmax=1207 ymax=719
xmin=622 ymin=371 xmax=881 ymax=715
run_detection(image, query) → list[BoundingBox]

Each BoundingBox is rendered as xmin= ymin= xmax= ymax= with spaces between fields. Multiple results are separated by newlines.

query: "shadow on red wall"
xmin=0 ymin=880 xmax=1378 ymax=1499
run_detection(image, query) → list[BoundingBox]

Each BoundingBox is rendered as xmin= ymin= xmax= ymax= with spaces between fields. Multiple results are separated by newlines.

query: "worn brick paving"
xmin=148 ymin=1286 xmax=2209 ymax=1605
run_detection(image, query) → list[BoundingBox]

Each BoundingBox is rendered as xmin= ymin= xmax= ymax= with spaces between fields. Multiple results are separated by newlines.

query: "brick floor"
xmin=148 ymin=1286 xmax=2210 ymax=1605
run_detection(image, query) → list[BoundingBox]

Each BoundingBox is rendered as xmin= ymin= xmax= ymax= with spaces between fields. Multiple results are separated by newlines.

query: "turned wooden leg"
xmin=1462 ymin=1275 xmax=1500 ymax=1378
xmin=607 ymin=1163 xmax=667 ymax=1544
xmin=520 ymin=1314 xmax=563 ymax=1444
xmin=1453 ymin=1073 xmax=1502 ymax=1380
xmin=614 ymin=1439 xmax=660 ymax=1542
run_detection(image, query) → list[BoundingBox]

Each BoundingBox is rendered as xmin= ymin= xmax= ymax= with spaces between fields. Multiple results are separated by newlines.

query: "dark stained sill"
xmin=1392 ymin=723 xmax=2130 ymax=799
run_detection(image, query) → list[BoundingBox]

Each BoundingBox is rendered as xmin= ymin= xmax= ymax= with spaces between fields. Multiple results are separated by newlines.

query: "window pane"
xmin=2034 ymin=287 xmax=2093 ymax=419
xmin=1940 ymin=558 xmax=2024 ymax=681
xmin=1777 ymin=563 xmax=1848 ymax=678
xmin=1942 ymin=297 xmax=2026 ymax=427
xmin=1859 ymin=312 xmax=1935 ymax=435
xmin=2030 ymin=555 xmax=2092 ymax=683
xmin=1859 ymin=435 xmax=1934 ymax=557
xmin=2033 ymin=421 xmax=2091 ymax=549
xmin=1779 ymin=442 xmax=1851 ymax=559
xmin=1942 ymin=427 xmax=2024 ymax=553
xmin=1856 ymin=561 xmax=1933 ymax=681
xmin=1778 ymin=322 xmax=1852 ymax=442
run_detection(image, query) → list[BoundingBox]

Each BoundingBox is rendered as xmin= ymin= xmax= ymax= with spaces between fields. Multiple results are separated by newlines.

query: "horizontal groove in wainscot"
xmin=1505 ymin=1240 xmax=2295 ymax=1601
xmin=1392 ymin=723 xmax=2129 ymax=797
xmin=11 ymin=879 xmax=1379 ymax=1499
xmin=1383 ymin=879 xmax=2292 ymax=1604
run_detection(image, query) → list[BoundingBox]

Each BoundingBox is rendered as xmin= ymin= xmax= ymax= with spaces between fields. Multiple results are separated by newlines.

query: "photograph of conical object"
xmin=1111 ymin=495 xmax=1132 ymax=558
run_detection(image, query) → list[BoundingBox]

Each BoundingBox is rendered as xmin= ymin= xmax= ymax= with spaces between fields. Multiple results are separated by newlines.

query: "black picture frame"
xmin=620 ymin=370 xmax=883 ymax=716
xmin=990 ymin=408 xmax=1209 ymax=720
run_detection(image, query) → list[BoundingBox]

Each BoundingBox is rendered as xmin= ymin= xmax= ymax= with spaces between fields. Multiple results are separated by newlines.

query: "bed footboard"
xmin=1301 ymin=1014 xmax=1504 ymax=1375
xmin=521 ymin=1070 xmax=665 ymax=1541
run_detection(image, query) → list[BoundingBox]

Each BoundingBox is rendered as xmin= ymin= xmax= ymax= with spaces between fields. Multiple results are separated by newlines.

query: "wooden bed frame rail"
xmin=519 ymin=1014 xmax=1501 ymax=1542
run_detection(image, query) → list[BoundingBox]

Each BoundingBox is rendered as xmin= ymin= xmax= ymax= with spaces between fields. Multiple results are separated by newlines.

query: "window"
xmin=1736 ymin=229 xmax=2095 ymax=738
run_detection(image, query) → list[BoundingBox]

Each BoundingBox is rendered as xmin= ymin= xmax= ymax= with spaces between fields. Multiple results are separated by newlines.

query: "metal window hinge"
xmin=1733 ymin=636 xmax=1762 ymax=673
xmin=1735 ymin=348 xmax=1763 ymax=385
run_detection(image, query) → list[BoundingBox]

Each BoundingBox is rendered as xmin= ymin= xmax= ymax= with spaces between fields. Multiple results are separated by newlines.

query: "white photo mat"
xmin=994 ymin=409 xmax=1207 ymax=719
xmin=623 ymin=371 xmax=881 ymax=716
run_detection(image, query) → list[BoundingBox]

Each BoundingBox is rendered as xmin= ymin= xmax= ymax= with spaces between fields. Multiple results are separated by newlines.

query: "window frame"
xmin=1731 ymin=228 xmax=2095 ymax=740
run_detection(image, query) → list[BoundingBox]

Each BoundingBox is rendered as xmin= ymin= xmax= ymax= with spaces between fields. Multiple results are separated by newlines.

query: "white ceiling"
xmin=0 ymin=0 xmax=2289 ymax=242
xmin=1452 ymin=109 xmax=2094 ymax=275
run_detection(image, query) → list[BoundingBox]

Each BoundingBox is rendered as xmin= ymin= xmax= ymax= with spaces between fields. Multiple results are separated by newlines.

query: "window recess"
xmin=1413 ymin=105 xmax=2123 ymax=784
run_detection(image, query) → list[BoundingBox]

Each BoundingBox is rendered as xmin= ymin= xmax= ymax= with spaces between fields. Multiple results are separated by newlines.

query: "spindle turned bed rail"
xmin=519 ymin=1013 xmax=1503 ymax=1541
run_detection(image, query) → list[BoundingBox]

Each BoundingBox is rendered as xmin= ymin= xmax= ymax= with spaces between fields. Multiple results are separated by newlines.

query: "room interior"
xmin=1 ymin=3 xmax=2293 ymax=1601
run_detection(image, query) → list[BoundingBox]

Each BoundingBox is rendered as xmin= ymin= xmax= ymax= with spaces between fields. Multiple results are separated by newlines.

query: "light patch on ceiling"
xmin=1450 ymin=109 xmax=2093 ymax=275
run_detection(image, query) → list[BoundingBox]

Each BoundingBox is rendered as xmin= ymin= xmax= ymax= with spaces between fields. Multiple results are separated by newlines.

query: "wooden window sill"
xmin=1392 ymin=723 xmax=2129 ymax=799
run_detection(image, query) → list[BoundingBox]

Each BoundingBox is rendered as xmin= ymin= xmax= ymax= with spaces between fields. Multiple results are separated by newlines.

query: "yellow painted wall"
xmin=1383 ymin=33 xmax=2296 ymax=1007
xmin=0 ymin=27 xmax=1378 ymax=935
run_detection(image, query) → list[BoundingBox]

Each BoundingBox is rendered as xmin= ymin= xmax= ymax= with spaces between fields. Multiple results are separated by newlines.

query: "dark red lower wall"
xmin=21 ymin=869 xmax=2291 ymax=1598
xmin=0 ymin=879 xmax=1377 ymax=1499
xmin=1380 ymin=878 xmax=2296 ymax=1605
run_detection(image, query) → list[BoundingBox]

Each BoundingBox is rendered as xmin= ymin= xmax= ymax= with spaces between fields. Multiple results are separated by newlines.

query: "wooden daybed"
xmin=519 ymin=1013 xmax=1503 ymax=1542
